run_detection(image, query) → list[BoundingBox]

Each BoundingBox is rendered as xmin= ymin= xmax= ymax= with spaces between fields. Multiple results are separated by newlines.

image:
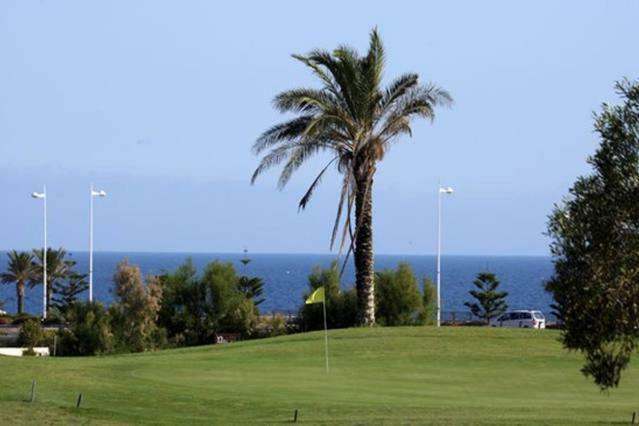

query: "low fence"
xmin=262 ymin=310 xmax=559 ymax=326
xmin=440 ymin=310 xmax=559 ymax=325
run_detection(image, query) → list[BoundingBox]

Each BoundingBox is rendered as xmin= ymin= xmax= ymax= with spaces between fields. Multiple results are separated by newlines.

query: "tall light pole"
xmin=89 ymin=184 xmax=107 ymax=302
xmin=437 ymin=185 xmax=454 ymax=327
xmin=31 ymin=187 xmax=47 ymax=319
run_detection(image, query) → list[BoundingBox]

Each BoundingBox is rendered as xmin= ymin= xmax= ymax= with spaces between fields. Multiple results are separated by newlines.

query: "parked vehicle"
xmin=490 ymin=310 xmax=546 ymax=329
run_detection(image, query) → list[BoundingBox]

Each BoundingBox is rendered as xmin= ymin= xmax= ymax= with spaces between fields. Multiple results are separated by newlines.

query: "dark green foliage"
xmin=31 ymin=247 xmax=76 ymax=315
xmin=464 ymin=272 xmax=508 ymax=324
xmin=299 ymin=263 xmax=357 ymax=331
xmin=1 ymin=250 xmax=36 ymax=314
xmin=59 ymin=301 xmax=114 ymax=356
xmin=421 ymin=276 xmax=437 ymax=325
xmin=157 ymin=259 xmax=207 ymax=346
xmin=52 ymin=272 xmax=89 ymax=316
xmin=237 ymin=276 xmax=265 ymax=306
xmin=158 ymin=259 xmax=262 ymax=344
xmin=375 ymin=263 xmax=424 ymax=326
xmin=546 ymin=80 xmax=639 ymax=390
xmin=204 ymin=262 xmax=258 ymax=338
xmin=18 ymin=319 xmax=44 ymax=348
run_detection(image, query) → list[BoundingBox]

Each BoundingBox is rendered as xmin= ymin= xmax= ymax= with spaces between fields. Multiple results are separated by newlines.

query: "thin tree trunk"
xmin=17 ymin=280 xmax=25 ymax=315
xmin=354 ymin=176 xmax=375 ymax=326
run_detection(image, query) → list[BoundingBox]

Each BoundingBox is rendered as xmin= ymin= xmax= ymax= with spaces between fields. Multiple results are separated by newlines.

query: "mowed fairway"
xmin=0 ymin=327 xmax=637 ymax=425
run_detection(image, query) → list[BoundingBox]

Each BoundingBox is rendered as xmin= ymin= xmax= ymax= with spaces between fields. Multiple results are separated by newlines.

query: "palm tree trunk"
xmin=17 ymin=280 xmax=25 ymax=315
xmin=354 ymin=176 xmax=375 ymax=326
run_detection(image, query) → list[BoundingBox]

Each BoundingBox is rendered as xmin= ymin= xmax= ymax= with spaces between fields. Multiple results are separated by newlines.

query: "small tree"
xmin=52 ymin=272 xmax=89 ymax=316
xmin=1 ymin=250 xmax=36 ymax=315
xmin=19 ymin=319 xmax=44 ymax=349
xmin=237 ymin=276 xmax=265 ymax=307
xmin=375 ymin=263 xmax=424 ymax=326
xmin=202 ymin=261 xmax=257 ymax=338
xmin=110 ymin=260 xmax=164 ymax=352
xmin=547 ymin=80 xmax=639 ymax=389
xmin=421 ymin=276 xmax=437 ymax=325
xmin=299 ymin=263 xmax=357 ymax=331
xmin=464 ymin=272 xmax=508 ymax=324
xmin=59 ymin=301 xmax=114 ymax=356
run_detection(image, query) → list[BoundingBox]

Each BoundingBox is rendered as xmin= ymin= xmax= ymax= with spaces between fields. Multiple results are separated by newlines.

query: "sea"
xmin=0 ymin=252 xmax=556 ymax=319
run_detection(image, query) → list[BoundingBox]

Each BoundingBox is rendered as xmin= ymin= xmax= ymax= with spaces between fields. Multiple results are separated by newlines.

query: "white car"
xmin=490 ymin=310 xmax=546 ymax=329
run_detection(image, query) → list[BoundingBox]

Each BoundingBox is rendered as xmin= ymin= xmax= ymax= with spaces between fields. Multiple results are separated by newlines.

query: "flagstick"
xmin=322 ymin=298 xmax=329 ymax=373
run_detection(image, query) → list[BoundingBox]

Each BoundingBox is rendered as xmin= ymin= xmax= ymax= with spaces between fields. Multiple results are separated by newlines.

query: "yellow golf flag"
xmin=305 ymin=287 xmax=325 ymax=304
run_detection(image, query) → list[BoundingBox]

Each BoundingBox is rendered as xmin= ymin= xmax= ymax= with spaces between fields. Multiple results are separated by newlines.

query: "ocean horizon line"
xmin=0 ymin=249 xmax=552 ymax=259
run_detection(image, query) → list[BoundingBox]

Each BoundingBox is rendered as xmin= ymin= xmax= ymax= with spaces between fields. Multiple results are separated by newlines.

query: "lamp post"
xmin=89 ymin=184 xmax=106 ymax=302
xmin=31 ymin=186 xmax=47 ymax=319
xmin=437 ymin=185 xmax=454 ymax=327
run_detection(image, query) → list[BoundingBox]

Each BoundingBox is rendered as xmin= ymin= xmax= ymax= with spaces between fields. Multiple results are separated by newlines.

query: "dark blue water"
xmin=0 ymin=252 xmax=555 ymax=317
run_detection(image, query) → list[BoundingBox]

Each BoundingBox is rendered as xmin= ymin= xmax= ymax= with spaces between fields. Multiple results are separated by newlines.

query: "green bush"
xmin=18 ymin=319 xmax=44 ymax=348
xmin=22 ymin=347 xmax=37 ymax=356
xmin=159 ymin=259 xmax=263 ymax=345
xmin=0 ymin=315 xmax=13 ymax=325
xmin=59 ymin=301 xmax=114 ymax=356
xmin=299 ymin=263 xmax=357 ymax=331
xmin=109 ymin=260 xmax=164 ymax=352
xmin=420 ymin=276 xmax=437 ymax=325
xmin=263 ymin=314 xmax=288 ymax=337
xmin=375 ymin=263 xmax=424 ymax=326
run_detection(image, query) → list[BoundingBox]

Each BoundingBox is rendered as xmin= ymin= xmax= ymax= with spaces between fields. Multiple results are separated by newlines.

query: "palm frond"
xmin=253 ymin=115 xmax=315 ymax=154
xmin=380 ymin=73 xmax=419 ymax=110
xmin=298 ymin=156 xmax=338 ymax=210
xmin=274 ymin=88 xmax=339 ymax=114
xmin=277 ymin=139 xmax=328 ymax=189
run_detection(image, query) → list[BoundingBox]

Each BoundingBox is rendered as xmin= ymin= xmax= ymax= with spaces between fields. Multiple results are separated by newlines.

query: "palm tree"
xmin=251 ymin=29 xmax=451 ymax=325
xmin=31 ymin=247 xmax=74 ymax=315
xmin=1 ymin=250 xmax=36 ymax=314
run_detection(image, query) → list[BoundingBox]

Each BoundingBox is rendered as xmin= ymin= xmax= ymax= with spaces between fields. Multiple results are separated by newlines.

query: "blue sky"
xmin=1 ymin=1 xmax=637 ymax=255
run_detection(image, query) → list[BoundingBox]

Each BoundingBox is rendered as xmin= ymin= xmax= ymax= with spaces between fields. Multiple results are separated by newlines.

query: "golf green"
xmin=1 ymin=327 xmax=636 ymax=424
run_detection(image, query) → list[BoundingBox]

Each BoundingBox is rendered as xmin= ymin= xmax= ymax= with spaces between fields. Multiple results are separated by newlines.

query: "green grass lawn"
xmin=0 ymin=327 xmax=637 ymax=425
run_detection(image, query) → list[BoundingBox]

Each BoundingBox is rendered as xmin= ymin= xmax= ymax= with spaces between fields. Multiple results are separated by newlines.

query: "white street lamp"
xmin=31 ymin=187 xmax=47 ymax=319
xmin=436 ymin=185 xmax=454 ymax=327
xmin=89 ymin=184 xmax=107 ymax=302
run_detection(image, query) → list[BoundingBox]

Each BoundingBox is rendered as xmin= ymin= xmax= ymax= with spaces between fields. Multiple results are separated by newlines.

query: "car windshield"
xmin=533 ymin=312 xmax=545 ymax=320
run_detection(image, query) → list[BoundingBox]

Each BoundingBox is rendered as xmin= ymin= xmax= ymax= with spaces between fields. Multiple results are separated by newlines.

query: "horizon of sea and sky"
xmin=0 ymin=251 xmax=556 ymax=319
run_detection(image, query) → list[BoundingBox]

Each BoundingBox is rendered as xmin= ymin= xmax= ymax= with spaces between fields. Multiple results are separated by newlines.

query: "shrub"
xmin=110 ymin=260 xmax=164 ymax=352
xmin=18 ymin=319 xmax=44 ymax=348
xmin=59 ymin=301 xmax=114 ymax=356
xmin=0 ymin=315 xmax=13 ymax=325
xmin=420 ymin=276 xmax=437 ymax=325
xmin=375 ymin=263 xmax=424 ymax=326
xmin=202 ymin=261 xmax=256 ymax=338
xmin=159 ymin=259 xmax=263 ymax=345
xmin=299 ymin=263 xmax=357 ymax=331
xmin=22 ymin=347 xmax=37 ymax=356
xmin=261 ymin=314 xmax=288 ymax=337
